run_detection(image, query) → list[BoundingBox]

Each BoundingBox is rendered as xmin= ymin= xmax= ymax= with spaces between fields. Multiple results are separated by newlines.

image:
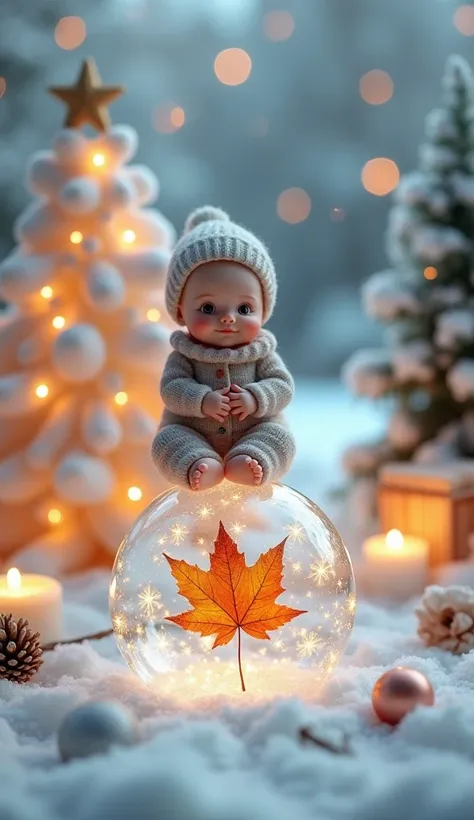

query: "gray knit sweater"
xmin=158 ymin=329 xmax=294 ymax=448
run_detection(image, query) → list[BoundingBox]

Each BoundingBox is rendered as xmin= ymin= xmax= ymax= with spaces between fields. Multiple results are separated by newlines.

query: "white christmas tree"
xmin=343 ymin=56 xmax=474 ymax=483
xmin=0 ymin=59 xmax=175 ymax=574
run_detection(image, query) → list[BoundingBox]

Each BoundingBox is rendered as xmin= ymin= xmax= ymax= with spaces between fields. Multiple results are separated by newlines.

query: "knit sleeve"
xmin=160 ymin=351 xmax=212 ymax=417
xmin=246 ymin=351 xmax=294 ymax=417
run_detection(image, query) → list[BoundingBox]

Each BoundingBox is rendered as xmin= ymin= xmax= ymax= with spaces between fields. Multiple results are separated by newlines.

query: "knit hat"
xmin=165 ymin=206 xmax=277 ymax=325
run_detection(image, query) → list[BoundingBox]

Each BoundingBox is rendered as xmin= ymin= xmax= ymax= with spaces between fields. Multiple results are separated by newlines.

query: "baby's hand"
xmin=229 ymin=384 xmax=257 ymax=421
xmin=202 ymin=388 xmax=231 ymax=421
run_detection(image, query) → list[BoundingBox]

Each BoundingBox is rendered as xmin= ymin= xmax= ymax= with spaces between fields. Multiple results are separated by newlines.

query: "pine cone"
xmin=0 ymin=614 xmax=43 ymax=683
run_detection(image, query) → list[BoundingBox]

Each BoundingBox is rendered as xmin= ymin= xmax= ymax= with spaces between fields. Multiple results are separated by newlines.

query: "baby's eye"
xmin=238 ymin=304 xmax=252 ymax=315
xmin=200 ymin=303 xmax=215 ymax=315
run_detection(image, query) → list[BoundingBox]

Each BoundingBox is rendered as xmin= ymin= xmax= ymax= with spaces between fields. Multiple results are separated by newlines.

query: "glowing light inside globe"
xmin=110 ymin=481 xmax=355 ymax=705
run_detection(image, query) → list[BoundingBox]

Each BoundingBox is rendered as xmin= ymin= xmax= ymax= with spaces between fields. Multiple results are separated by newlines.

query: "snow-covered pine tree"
xmin=0 ymin=60 xmax=175 ymax=574
xmin=343 ymin=55 xmax=474 ymax=483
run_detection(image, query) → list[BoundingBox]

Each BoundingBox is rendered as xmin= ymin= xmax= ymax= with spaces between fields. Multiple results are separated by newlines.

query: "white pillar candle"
xmin=362 ymin=529 xmax=429 ymax=600
xmin=0 ymin=568 xmax=62 ymax=643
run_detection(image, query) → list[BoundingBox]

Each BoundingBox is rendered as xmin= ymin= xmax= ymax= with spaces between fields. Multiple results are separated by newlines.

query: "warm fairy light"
xmin=35 ymin=384 xmax=49 ymax=399
xmin=424 ymin=266 xmax=438 ymax=280
xmin=198 ymin=505 xmax=212 ymax=519
xmin=147 ymin=308 xmax=161 ymax=322
xmin=113 ymin=613 xmax=127 ymax=635
xmin=48 ymin=508 xmax=63 ymax=524
xmin=170 ymin=523 xmax=188 ymax=545
xmin=70 ymin=231 xmax=83 ymax=244
xmin=454 ymin=5 xmax=474 ymax=35
xmin=292 ymin=562 xmax=303 ymax=573
xmin=0 ymin=78 xmax=6 ymax=99
xmin=309 ymin=560 xmax=335 ymax=585
xmin=359 ymin=69 xmax=394 ymax=105
xmin=277 ymin=188 xmax=311 ymax=224
xmin=385 ymin=529 xmax=404 ymax=550
xmin=229 ymin=522 xmax=246 ymax=536
xmin=362 ymin=158 xmax=400 ymax=196
xmin=214 ymin=48 xmax=252 ymax=86
xmin=128 ymin=486 xmax=143 ymax=502
xmin=92 ymin=153 xmax=106 ymax=167
xmin=263 ymin=10 xmax=295 ymax=41
xmin=6 ymin=568 xmax=21 ymax=591
xmin=297 ymin=631 xmax=322 ymax=659
xmin=114 ymin=391 xmax=129 ymax=406
xmin=123 ymin=230 xmax=136 ymax=244
xmin=41 ymin=286 xmax=54 ymax=300
xmin=138 ymin=585 xmax=162 ymax=617
xmin=286 ymin=522 xmax=306 ymax=542
xmin=52 ymin=316 xmax=66 ymax=329
xmin=54 ymin=16 xmax=87 ymax=50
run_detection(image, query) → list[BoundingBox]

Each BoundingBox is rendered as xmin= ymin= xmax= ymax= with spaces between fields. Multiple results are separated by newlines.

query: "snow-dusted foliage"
xmin=341 ymin=349 xmax=393 ymax=398
xmin=0 ymin=125 xmax=175 ymax=573
xmin=343 ymin=56 xmax=474 ymax=477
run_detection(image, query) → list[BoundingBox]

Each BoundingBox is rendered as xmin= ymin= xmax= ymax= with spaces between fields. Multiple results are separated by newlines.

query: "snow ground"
xmin=3 ymin=381 xmax=474 ymax=820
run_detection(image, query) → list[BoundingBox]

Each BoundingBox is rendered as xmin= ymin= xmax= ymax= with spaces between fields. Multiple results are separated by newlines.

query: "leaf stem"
xmin=237 ymin=627 xmax=246 ymax=692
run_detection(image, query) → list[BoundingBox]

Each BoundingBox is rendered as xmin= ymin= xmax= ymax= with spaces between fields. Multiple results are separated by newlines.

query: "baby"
xmin=152 ymin=206 xmax=296 ymax=491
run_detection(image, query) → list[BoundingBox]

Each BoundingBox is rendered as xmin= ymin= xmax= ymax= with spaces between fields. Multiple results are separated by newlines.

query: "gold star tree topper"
xmin=49 ymin=58 xmax=124 ymax=132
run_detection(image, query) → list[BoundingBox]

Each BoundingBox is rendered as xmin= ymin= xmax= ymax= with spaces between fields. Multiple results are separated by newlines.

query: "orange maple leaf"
xmin=165 ymin=521 xmax=306 ymax=691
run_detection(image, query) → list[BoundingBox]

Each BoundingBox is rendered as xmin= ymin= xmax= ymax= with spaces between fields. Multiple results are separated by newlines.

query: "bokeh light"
xmin=93 ymin=153 xmax=106 ymax=167
xmin=48 ymin=508 xmax=63 ymax=524
xmin=361 ymin=158 xmax=400 ymax=196
xmin=115 ymin=391 xmax=129 ymax=406
xmin=123 ymin=230 xmax=136 ymax=244
xmin=264 ymin=11 xmax=295 ymax=41
xmin=35 ymin=384 xmax=49 ymax=399
xmin=153 ymin=105 xmax=186 ymax=134
xmin=70 ymin=231 xmax=83 ymax=244
xmin=277 ymin=188 xmax=312 ymax=224
xmin=128 ymin=486 xmax=143 ymax=502
xmin=214 ymin=49 xmax=252 ymax=86
xmin=40 ymin=286 xmax=54 ymax=300
xmin=359 ymin=69 xmax=394 ymax=105
xmin=0 ymin=78 xmax=6 ymax=99
xmin=454 ymin=5 xmax=474 ymax=35
xmin=147 ymin=308 xmax=161 ymax=322
xmin=52 ymin=316 xmax=66 ymax=329
xmin=424 ymin=266 xmax=438 ymax=280
xmin=54 ymin=16 xmax=87 ymax=50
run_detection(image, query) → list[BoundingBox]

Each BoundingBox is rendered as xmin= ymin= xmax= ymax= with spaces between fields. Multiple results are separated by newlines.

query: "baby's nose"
xmin=220 ymin=311 xmax=235 ymax=324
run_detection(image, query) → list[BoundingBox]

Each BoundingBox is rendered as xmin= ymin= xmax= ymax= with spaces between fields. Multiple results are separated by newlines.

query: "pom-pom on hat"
xmin=165 ymin=206 xmax=277 ymax=325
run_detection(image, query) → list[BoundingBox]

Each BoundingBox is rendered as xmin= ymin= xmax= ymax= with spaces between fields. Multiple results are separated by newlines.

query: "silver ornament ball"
xmin=58 ymin=700 xmax=138 ymax=762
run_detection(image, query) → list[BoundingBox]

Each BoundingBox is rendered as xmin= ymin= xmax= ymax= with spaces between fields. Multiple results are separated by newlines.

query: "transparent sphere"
xmin=110 ymin=481 xmax=355 ymax=705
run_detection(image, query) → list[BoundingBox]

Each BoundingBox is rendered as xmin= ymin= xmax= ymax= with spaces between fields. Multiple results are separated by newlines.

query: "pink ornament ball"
xmin=372 ymin=666 xmax=435 ymax=726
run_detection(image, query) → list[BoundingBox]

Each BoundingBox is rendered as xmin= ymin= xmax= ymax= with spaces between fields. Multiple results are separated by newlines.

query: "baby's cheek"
xmin=189 ymin=314 xmax=213 ymax=335
xmin=243 ymin=316 xmax=262 ymax=339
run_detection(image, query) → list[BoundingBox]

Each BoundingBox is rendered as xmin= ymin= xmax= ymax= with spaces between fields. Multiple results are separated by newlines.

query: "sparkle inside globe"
xmin=110 ymin=481 xmax=355 ymax=704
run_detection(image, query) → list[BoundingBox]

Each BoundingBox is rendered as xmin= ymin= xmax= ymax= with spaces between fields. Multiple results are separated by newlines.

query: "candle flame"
xmin=6 ymin=567 xmax=21 ymax=590
xmin=385 ymin=529 xmax=404 ymax=550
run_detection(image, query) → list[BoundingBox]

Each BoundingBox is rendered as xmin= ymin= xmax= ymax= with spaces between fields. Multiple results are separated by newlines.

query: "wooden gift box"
xmin=378 ymin=460 xmax=474 ymax=567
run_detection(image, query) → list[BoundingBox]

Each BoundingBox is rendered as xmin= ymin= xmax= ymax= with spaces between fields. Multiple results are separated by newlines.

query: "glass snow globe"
xmin=110 ymin=481 xmax=355 ymax=705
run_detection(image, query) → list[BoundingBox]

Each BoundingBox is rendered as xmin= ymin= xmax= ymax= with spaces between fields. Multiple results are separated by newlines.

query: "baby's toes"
xmin=198 ymin=462 xmax=209 ymax=472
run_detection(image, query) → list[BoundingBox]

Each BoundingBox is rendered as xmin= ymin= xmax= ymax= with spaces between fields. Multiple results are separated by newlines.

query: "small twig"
xmin=299 ymin=727 xmax=352 ymax=756
xmin=42 ymin=628 xmax=114 ymax=652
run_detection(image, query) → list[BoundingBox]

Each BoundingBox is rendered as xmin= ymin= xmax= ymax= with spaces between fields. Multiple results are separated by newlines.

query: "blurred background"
xmin=0 ymin=0 xmax=472 ymax=376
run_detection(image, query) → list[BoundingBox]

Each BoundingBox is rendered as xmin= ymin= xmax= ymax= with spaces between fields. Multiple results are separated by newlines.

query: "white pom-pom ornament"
xmin=128 ymin=165 xmax=159 ymax=205
xmin=59 ymin=177 xmax=100 ymax=214
xmin=54 ymin=451 xmax=115 ymax=504
xmin=84 ymin=262 xmax=126 ymax=311
xmin=104 ymin=126 xmax=138 ymax=164
xmin=53 ymin=130 xmax=87 ymax=161
xmin=27 ymin=152 xmax=64 ymax=196
xmin=185 ymin=206 xmax=230 ymax=233
xmin=52 ymin=324 xmax=107 ymax=382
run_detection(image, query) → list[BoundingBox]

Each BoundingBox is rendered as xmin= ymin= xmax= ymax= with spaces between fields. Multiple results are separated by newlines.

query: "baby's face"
xmin=178 ymin=261 xmax=264 ymax=347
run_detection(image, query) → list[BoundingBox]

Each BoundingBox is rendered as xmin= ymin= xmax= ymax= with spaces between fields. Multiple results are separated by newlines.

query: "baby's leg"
xmin=152 ymin=424 xmax=224 ymax=491
xmin=224 ymin=422 xmax=296 ymax=486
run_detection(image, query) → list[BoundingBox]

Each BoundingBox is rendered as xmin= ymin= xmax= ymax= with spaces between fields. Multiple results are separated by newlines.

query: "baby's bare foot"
xmin=225 ymin=455 xmax=264 ymax=486
xmin=188 ymin=458 xmax=224 ymax=491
